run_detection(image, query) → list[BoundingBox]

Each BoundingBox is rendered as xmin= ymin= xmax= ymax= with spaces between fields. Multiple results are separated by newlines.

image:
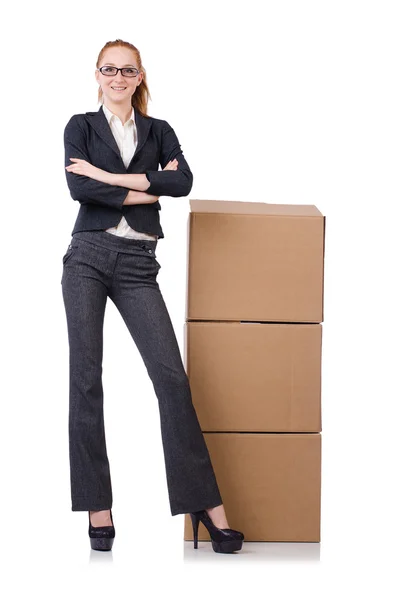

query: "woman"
xmin=62 ymin=38 xmax=244 ymax=554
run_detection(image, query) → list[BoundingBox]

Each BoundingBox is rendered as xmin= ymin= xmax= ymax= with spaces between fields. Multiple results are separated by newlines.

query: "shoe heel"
xmin=190 ymin=509 xmax=244 ymax=554
xmin=190 ymin=512 xmax=200 ymax=549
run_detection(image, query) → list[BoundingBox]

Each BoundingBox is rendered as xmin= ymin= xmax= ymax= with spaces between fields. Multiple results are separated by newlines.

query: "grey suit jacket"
xmin=64 ymin=104 xmax=193 ymax=238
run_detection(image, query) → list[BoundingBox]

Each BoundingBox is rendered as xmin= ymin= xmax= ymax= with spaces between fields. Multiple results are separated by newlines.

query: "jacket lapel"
xmin=85 ymin=104 xmax=153 ymax=171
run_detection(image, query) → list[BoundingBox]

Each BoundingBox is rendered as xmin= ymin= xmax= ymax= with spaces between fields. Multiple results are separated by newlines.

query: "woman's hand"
xmin=163 ymin=159 xmax=178 ymax=171
xmin=65 ymin=158 xmax=117 ymax=185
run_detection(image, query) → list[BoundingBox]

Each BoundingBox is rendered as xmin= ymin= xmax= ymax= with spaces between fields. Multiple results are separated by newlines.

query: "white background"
xmin=1 ymin=0 xmax=396 ymax=597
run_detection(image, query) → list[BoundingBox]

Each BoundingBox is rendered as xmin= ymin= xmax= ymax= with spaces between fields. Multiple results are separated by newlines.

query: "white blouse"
xmin=102 ymin=103 xmax=158 ymax=240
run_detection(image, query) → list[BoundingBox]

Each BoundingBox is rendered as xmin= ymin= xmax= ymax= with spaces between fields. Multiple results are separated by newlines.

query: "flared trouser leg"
xmin=61 ymin=257 xmax=113 ymax=511
xmin=109 ymin=276 xmax=223 ymax=516
xmin=61 ymin=232 xmax=223 ymax=515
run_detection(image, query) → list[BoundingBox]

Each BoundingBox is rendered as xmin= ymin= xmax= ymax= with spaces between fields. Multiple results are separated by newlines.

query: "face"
xmin=95 ymin=47 xmax=143 ymax=105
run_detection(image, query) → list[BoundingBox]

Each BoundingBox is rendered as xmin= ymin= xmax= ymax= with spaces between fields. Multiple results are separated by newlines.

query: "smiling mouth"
xmin=111 ymin=87 xmax=127 ymax=91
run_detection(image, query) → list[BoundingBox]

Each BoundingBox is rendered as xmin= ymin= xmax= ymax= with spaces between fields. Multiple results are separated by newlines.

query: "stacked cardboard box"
xmin=183 ymin=200 xmax=325 ymax=542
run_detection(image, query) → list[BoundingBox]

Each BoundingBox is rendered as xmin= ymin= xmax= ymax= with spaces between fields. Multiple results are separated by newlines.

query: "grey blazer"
xmin=64 ymin=104 xmax=193 ymax=238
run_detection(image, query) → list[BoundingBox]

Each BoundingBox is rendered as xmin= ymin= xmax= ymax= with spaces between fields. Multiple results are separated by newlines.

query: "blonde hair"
xmin=96 ymin=39 xmax=152 ymax=117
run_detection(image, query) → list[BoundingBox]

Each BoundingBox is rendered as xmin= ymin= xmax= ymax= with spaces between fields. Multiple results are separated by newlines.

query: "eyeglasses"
xmin=98 ymin=66 xmax=140 ymax=78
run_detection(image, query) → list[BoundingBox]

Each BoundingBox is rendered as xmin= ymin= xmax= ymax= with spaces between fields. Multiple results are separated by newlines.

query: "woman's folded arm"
xmin=143 ymin=121 xmax=193 ymax=197
xmin=64 ymin=116 xmax=130 ymax=210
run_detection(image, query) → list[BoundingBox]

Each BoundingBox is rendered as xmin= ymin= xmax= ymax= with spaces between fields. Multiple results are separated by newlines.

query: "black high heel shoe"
xmin=190 ymin=509 xmax=244 ymax=553
xmin=88 ymin=509 xmax=115 ymax=551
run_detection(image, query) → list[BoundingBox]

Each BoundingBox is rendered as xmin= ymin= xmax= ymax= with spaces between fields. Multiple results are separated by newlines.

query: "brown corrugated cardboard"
xmin=186 ymin=200 xmax=325 ymax=323
xmin=183 ymin=200 xmax=324 ymax=543
xmin=184 ymin=321 xmax=322 ymax=432
xmin=183 ymin=433 xmax=321 ymax=542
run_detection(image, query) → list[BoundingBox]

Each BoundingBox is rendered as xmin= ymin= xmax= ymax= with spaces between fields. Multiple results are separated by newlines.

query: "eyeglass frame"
xmin=97 ymin=66 xmax=141 ymax=78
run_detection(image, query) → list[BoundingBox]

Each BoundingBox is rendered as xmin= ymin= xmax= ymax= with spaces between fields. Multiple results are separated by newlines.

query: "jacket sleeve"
xmin=64 ymin=116 xmax=129 ymax=210
xmin=144 ymin=121 xmax=193 ymax=197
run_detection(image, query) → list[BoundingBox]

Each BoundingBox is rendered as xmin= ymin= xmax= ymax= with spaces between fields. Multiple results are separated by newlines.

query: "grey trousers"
xmin=61 ymin=230 xmax=223 ymax=516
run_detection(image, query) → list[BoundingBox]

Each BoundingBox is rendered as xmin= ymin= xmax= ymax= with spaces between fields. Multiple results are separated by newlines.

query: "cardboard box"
xmin=183 ymin=201 xmax=324 ymax=543
xmin=186 ymin=200 xmax=325 ymax=323
xmin=184 ymin=321 xmax=322 ymax=432
xmin=183 ymin=433 xmax=321 ymax=542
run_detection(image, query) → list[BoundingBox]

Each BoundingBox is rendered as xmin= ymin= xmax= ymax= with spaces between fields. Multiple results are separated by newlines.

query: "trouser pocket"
xmin=62 ymin=243 xmax=78 ymax=265
xmin=138 ymin=242 xmax=161 ymax=270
